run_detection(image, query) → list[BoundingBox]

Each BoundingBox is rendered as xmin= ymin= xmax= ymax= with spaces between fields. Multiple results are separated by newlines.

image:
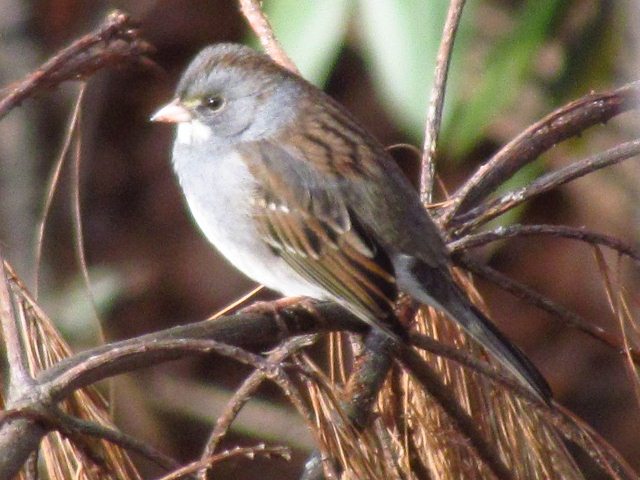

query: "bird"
xmin=151 ymin=43 xmax=551 ymax=401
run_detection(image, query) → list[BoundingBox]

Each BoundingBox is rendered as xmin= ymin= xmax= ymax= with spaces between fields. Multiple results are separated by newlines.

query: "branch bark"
xmin=0 ymin=10 xmax=155 ymax=121
xmin=450 ymin=137 xmax=640 ymax=235
xmin=420 ymin=0 xmax=467 ymax=204
xmin=439 ymin=81 xmax=640 ymax=225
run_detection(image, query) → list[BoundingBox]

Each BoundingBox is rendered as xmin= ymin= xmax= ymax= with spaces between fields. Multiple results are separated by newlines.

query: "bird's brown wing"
xmin=238 ymin=140 xmax=400 ymax=335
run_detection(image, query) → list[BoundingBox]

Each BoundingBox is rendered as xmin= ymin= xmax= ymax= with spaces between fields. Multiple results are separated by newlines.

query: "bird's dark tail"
xmin=398 ymin=257 xmax=551 ymax=402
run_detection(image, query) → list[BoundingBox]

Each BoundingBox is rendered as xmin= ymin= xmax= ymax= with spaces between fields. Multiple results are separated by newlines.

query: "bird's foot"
xmin=244 ymin=296 xmax=313 ymax=316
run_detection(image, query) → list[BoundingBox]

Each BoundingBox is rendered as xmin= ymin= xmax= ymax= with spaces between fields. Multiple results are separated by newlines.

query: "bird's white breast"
xmin=172 ymin=122 xmax=324 ymax=299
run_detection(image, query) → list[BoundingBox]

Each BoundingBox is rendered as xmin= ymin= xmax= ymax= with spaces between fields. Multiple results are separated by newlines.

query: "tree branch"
xmin=449 ymin=224 xmax=640 ymax=266
xmin=420 ymin=0 xmax=467 ymax=204
xmin=239 ymin=0 xmax=298 ymax=74
xmin=450 ymin=138 xmax=640 ymax=235
xmin=439 ymin=81 xmax=640 ymax=224
xmin=0 ymin=10 xmax=155 ymax=120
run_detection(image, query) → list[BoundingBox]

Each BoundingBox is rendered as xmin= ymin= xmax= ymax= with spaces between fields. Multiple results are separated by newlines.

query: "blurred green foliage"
xmin=258 ymin=0 xmax=353 ymax=86
xmin=254 ymin=1 xmax=616 ymax=158
xmin=445 ymin=0 xmax=563 ymax=157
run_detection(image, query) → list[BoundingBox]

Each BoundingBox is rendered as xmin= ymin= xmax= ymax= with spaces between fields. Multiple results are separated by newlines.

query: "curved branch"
xmin=439 ymin=81 xmax=640 ymax=224
xmin=239 ymin=0 xmax=298 ymax=74
xmin=450 ymin=138 xmax=640 ymax=235
xmin=36 ymin=301 xmax=361 ymax=398
xmin=45 ymin=338 xmax=290 ymax=403
xmin=420 ymin=0 xmax=467 ymax=204
xmin=0 ymin=10 xmax=155 ymax=120
xmin=457 ymin=255 xmax=640 ymax=363
xmin=449 ymin=224 xmax=640 ymax=265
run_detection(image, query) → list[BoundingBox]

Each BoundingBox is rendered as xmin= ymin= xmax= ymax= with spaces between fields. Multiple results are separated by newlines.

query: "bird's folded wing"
xmin=238 ymin=140 xmax=398 ymax=327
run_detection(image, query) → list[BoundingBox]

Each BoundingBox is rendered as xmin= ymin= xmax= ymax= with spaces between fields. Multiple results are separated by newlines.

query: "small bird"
xmin=151 ymin=43 xmax=550 ymax=401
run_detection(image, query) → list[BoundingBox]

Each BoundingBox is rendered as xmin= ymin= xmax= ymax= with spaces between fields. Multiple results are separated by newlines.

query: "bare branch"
xmin=54 ymin=410 xmax=181 ymax=473
xmin=198 ymin=335 xmax=316 ymax=478
xmin=449 ymin=224 xmax=640 ymax=266
xmin=440 ymin=81 xmax=640 ymax=224
xmin=420 ymin=0 xmax=467 ymax=204
xmin=160 ymin=444 xmax=291 ymax=480
xmin=457 ymin=255 xmax=640 ymax=363
xmin=450 ymin=138 xmax=640 ymax=235
xmin=0 ymin=10 xmax=155 ymax=120
xmin=238 ymin=0 xmax=298 ymax=74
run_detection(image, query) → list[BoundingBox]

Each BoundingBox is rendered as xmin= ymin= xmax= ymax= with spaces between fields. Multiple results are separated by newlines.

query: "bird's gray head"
xmin=151 ymin=43 xmax=303 ymax=146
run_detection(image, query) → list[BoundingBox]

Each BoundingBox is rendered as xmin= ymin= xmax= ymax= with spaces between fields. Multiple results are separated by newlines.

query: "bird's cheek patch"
xmin=176 ymin=120 xmax=214 ymax=145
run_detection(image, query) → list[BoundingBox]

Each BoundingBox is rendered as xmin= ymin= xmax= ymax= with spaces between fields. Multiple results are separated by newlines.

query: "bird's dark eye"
xmin=204 ymin=95 xmax=225 ymax=111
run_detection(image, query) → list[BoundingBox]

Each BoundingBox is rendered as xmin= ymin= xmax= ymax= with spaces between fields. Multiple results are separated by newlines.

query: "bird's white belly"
xmin=172 ymin=136 xmax=324 ymax=299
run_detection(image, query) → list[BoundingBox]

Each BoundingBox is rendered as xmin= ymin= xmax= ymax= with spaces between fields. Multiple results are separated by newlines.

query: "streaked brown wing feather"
xmin=239 ymin=140 xmax=398 ymax=327
xmin=254 ymin=190 xmax=397 ymax=323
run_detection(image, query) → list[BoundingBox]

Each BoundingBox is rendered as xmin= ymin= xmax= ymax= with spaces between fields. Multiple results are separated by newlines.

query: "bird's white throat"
xmin=176 ymin=120 xmax=213 ymax=145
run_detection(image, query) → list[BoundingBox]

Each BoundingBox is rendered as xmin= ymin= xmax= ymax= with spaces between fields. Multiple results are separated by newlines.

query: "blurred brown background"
xmin=0 ymin=0 xmax=639 ymax=478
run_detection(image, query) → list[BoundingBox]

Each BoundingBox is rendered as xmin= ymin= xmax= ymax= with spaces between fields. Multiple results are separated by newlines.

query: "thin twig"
xmin=69 ymin=84 xmax=106 ymax=343
xmin=420 ymin=0 xmax=467 ymax=204
xmin=160 ymin=444 xmax=291 ymax=480
xmin=33 ymin=86 xmax=86 ymax=299
xmin=0 ymin=10 xmax=155 ymax=120
xmin=238 ymin=0 xmax=298 ymax=74
xmin=457 ymin=255 xmax=640 ymax=363
xmin=198 ymin=335 xmax=316 ymax=478
xmin=439 ymin=81 xmax=640 ymax=224
xmin=449 ymin=224 xmax=640 ymax=265
xmin=450 ymin=138 xmax=640 ymax=235
xmin=54 ymin=410 xmax=182 ymax=473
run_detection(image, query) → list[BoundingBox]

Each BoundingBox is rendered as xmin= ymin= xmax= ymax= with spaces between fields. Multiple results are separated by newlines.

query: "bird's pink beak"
xmin=150 ymin=99 xmax=192 ymax=123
